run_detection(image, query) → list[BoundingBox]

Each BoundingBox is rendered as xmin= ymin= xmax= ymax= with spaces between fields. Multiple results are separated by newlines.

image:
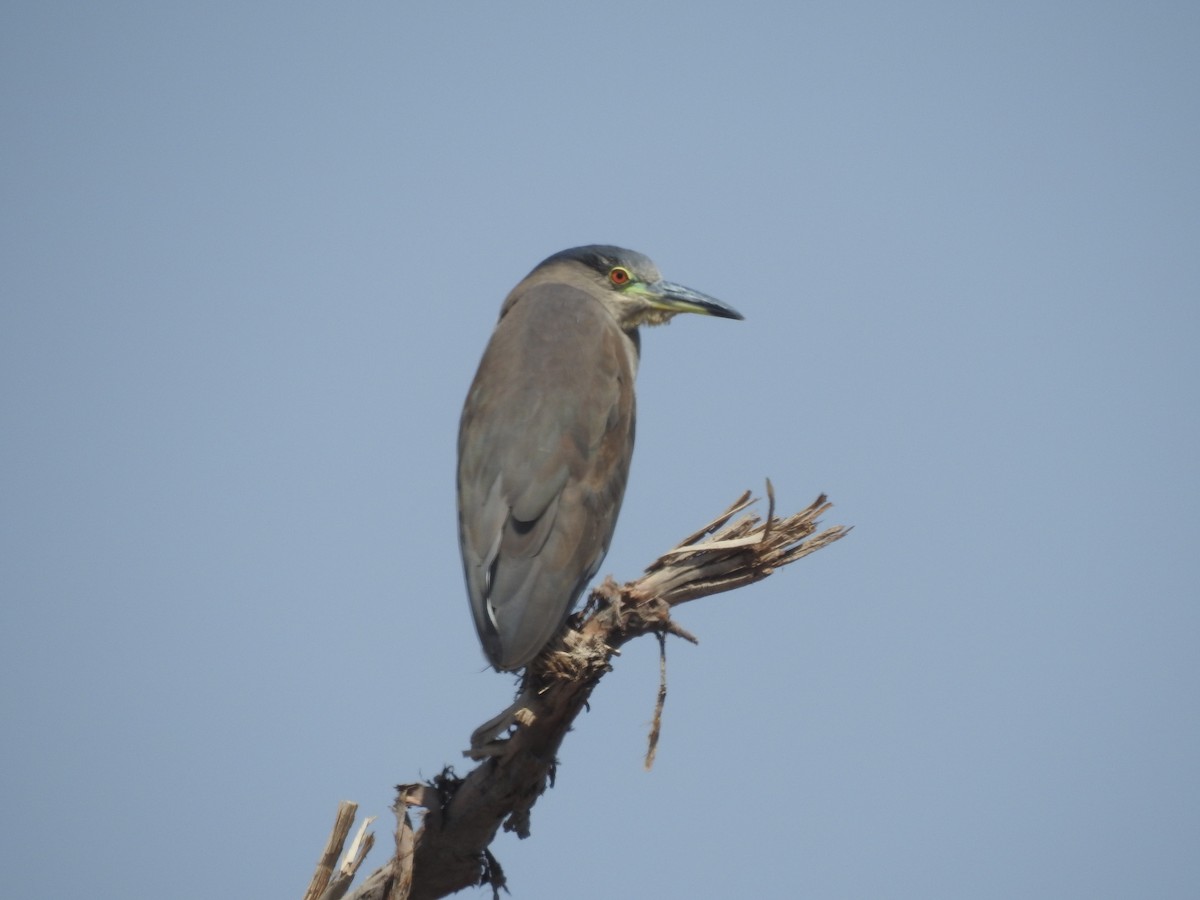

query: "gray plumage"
xmin=457 ymin=245 xmax=742 ymax=670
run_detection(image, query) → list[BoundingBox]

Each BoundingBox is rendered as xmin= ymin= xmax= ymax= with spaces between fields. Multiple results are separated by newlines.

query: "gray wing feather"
xmin=457 ymin=284 xmax=635 ymax=669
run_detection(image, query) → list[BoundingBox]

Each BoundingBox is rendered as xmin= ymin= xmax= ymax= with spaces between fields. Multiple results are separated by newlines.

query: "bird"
xmin=457 ymin=245 xmax=743 ymax=673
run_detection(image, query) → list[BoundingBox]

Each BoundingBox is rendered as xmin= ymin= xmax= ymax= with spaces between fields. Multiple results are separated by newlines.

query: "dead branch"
xmin=313 ymin=487 xmax=848 ymax=900
xmin=305 ymin=802 xmax=376 ymax=900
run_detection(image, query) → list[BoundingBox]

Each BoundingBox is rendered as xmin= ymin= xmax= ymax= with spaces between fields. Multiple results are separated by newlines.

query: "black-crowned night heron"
xmin=457 ymin=245 xmax=743 ymax=674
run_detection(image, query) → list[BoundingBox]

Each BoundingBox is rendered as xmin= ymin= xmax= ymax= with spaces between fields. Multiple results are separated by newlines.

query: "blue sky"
xmin=3 ymin=3 xmax=1198 ymax=898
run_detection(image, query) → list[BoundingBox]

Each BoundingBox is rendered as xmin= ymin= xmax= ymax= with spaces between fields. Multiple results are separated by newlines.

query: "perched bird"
xmin=457 ymin=245 xmax=743 ymax=672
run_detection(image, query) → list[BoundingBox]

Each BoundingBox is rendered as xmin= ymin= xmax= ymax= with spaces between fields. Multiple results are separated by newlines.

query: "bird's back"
xmin=457 ymin=284 xmax=638 ymax=670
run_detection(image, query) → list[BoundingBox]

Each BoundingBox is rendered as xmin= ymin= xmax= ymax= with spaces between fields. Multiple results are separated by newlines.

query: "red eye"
xmin=609 ymin=267 xmax=631 ymax=285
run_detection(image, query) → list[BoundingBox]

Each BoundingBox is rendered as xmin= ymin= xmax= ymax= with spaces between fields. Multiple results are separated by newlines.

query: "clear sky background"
xmin=3 ymin=3 xmax=1198 ymax=898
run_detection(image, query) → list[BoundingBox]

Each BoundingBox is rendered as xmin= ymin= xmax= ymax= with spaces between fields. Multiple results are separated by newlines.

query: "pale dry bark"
xmin=304 ymin=801 xmax=377 ymax=900
xmin=304 ymin=487 xmax=849 ymax=900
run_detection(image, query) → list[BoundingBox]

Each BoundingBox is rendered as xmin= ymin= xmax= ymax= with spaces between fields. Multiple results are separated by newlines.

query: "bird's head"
xmin=518 ymin=244 xmax=744 ymax=331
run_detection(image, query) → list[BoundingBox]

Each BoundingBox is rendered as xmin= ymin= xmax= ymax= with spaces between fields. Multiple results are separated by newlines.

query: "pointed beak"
xmin=640 ymin=280 xmax=744 ymax=320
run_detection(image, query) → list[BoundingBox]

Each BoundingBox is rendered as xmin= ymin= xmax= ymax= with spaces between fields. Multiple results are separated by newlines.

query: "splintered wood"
xmin=323 ymin=487 xmax=848 ymax=900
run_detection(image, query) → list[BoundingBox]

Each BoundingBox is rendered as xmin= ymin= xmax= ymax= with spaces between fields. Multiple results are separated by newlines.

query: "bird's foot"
xmin=464 ymin=691 xmax=535 ymax=760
